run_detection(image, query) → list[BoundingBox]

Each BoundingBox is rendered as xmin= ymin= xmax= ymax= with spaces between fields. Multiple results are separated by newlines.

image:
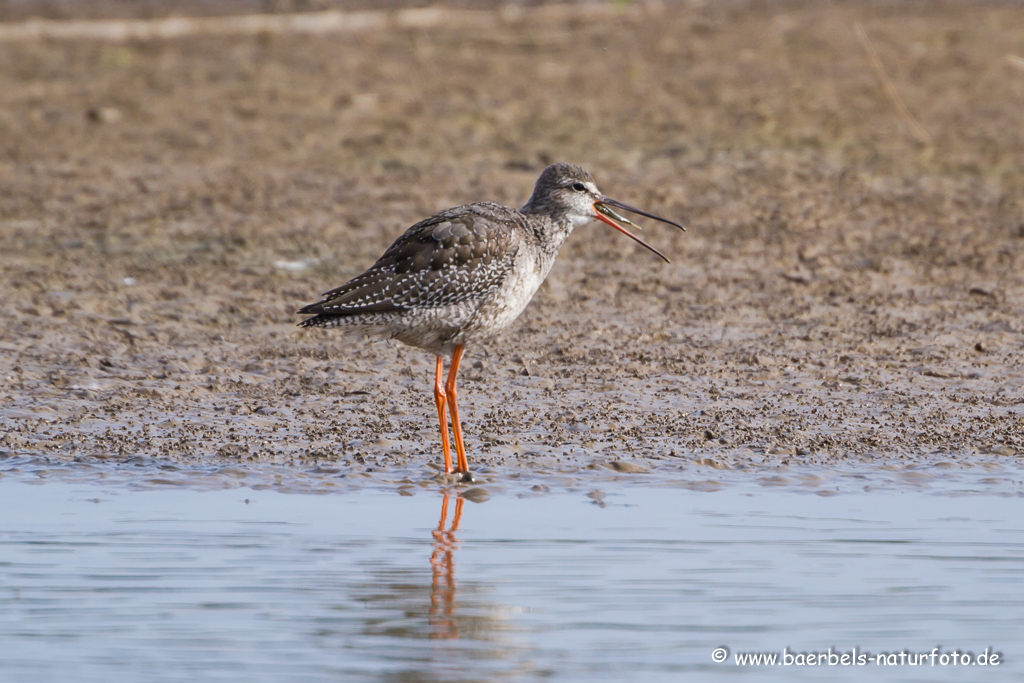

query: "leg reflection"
xmin=430 ymin=492 xmax=464 ymax=640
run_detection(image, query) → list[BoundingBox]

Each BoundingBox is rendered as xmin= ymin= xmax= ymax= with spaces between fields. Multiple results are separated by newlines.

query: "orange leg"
xmin=434 ymin=355 xmax=454 ymax=475
xmin=434 ymin=493 xmax=450 ymax=538
xmin=430 ymin=492 xmax=463 ymax=640
xmin=451 ymin=496 xmax=465 ymax=531
xmin=445 ymin=344 xmax=469 ymax=474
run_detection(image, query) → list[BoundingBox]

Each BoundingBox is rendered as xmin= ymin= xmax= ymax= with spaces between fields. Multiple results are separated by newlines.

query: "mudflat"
xmin=1 ymin=1 xmax=1022 ymax=491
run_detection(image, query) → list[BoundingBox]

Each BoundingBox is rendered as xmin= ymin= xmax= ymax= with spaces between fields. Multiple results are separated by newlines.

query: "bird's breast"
xmin=462 ymin=247 xmax=550 ymax=334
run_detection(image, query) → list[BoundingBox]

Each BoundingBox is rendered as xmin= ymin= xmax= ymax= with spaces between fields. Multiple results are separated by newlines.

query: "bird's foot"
xmin=445 ymin=469 xmax=475 ymax=484
xmin=436 ymin=468 xmax=476 ymax=484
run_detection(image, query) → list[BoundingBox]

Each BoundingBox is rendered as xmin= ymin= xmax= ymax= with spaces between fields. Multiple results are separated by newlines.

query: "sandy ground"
xmin=1 ymin=1 xmax=1023 ymax=492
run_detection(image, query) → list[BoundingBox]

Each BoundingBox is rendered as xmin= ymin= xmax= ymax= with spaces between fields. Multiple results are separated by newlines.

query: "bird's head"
xmin=523 ymin=162 xmax=686 ymax=263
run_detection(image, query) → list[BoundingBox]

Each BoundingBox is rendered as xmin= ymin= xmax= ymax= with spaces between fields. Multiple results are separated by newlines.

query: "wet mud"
xmin=1 ymin=1 xmax=1023 ymax=493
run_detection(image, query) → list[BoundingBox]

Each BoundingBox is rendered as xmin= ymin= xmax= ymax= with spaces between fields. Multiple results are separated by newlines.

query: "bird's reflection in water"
xmin=334 ymin=490 xmax=528 ymax=679
xmin=430 ymin=492 xmax=464 ymax=640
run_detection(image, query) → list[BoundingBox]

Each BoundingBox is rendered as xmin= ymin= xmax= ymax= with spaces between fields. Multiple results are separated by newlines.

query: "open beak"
xmin=593 ymin=196 xmax=686 ymax=264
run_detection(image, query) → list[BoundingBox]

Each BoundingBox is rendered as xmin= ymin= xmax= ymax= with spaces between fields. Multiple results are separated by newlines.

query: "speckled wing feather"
xmin=298 ymin=202 xmax=522 ymax=324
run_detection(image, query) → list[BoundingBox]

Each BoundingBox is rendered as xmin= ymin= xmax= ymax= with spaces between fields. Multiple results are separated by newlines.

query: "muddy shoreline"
xmin=1 ymin=1 xmax=1022 ymax=492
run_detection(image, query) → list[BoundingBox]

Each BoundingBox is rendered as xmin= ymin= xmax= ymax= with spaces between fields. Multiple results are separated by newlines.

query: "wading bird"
xmin=298 ymin=163 xmax=684 ymax=481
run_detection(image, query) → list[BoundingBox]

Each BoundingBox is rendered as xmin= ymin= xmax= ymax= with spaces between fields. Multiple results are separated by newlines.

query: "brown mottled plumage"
xmin=299 ymin=162 xmax=684 ymax=480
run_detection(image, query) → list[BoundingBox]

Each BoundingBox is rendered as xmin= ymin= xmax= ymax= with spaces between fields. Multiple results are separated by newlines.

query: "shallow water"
xmin=2 ymin=472 xmax=1023 ymax=682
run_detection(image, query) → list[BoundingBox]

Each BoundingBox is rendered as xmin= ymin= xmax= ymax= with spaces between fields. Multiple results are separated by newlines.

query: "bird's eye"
xmin=571 ymin=182 xmax=587 ymax=192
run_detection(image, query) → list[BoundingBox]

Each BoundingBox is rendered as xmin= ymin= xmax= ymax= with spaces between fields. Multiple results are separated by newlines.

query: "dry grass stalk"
xmin=854 ymin=21 xmax=933 ymax=148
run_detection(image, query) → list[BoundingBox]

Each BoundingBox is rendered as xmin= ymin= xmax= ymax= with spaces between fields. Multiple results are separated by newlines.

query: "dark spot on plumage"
xmin=411 ymin=248 xmax=432 ymax=272
xmin=431 ymin=248 xmax=454 ymax=269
